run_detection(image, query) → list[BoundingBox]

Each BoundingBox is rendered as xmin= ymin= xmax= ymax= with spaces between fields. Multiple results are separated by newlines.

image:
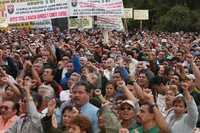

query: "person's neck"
xmin=100 ymin=128 xmax=106 ymax=133
xmin=175 ymin=113 xmax=183 ymax=119
xmin=2 ymin=116 xmax=13 ymax=124
xmin=122 ymin=119 xmax=132 ymax=128
xmin=75 ymin=102 xmax=88 ymax=110
xmin=143 ymin=121 xmax=157 ymax=131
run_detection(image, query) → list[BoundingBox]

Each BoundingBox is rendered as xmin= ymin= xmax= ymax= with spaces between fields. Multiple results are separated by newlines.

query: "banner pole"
xmin=140 ymin=20 xmax=142 ymax=31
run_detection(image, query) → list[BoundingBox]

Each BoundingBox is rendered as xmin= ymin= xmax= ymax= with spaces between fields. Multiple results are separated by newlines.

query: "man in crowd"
xmin=0 ymin=100 xmax=18 ymax=133
xmin=71 ymin=81 xmax=99 ymax=133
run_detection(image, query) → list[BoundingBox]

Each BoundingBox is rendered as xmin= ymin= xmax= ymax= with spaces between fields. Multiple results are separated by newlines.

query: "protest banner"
xmin=122 ymin=8 xmax=132 ymax=18
xmin=8 ymin=19 xmax=52 ymax=30
xmin=95 ymin=16 xmax=124 ymax=31
xmin=32 ymin=19 xmax=52 ymax=30
xmin=9 ymin=22 xmax=33 ymax=29
xmin=0 ymin=0 xmax=8 ymax=28
xmin=69 ymin=0 xmax=123 ymax=16
xmin=68 ymin=17 xmax=93 ymax=29
xmin=6 ymin=0 xmax=69 ymax=23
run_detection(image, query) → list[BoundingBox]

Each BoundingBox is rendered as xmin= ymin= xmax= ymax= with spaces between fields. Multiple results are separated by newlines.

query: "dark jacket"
xmin=41 ymin=115 xmax=66 ymax=133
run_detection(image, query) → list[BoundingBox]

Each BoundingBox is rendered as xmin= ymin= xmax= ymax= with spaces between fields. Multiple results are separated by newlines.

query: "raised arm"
xmin=187 ymin=54 xmax=200 ymax=87
xmin=41 ymin=99 xmax=62 ymax=133
xmin=117 ymin=80 xmax=140 ymax=112
xmin=182 ymin=81 xmax=199 ymax=128
xmin=191 ymin=61 xmax=200 ymax=88
xmin=143 ymin=92 xmax=171 ymax=133
xmin=24 ymin=82 xmax=43 ymax=129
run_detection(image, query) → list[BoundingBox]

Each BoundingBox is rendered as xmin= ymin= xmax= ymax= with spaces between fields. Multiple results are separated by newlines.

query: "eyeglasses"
xmin=0 ymin=105 xmax=9 ymax=110
xmin=120 ymin=107 xmax=133 ymax=111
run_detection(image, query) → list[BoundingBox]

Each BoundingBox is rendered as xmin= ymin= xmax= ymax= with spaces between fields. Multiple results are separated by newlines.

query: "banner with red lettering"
xmin=6 ymin=0 xmax=68 ymax=23
xmin=69 ymin=0 xmax=123 ymax=16
xmin=95 ymin=16 xmax=124 ymax=31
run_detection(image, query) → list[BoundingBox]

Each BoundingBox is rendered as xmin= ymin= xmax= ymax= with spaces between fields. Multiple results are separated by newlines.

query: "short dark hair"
xmin=62 ymin=105 xmax=74 ymax=115
xmin=73 ymin=81 xmax=91 ymax=93
xmin=173 ymin=96 xmax=186 ymax=108
xmin=141 ymin=103 xmax=155 ymax=114
xmin=150 ymin=76 xmax=167 ymax=86
xmin=43 ymin=65 xmax=57 ymax=76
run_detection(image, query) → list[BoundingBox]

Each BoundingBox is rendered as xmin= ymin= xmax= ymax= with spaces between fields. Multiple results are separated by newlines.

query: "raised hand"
xmin=47 ymin=98 xmax=56 ymax=116
xmin=143 ymin=90 xmax=155 ymax=104
xmin=181 ymin=81 xmax=192 ymax=102
xmin=119 ymin=128 xmax=129 ymax=133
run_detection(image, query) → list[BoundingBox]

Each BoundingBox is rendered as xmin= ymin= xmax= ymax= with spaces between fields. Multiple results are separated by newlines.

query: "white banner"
xmin=134 ymin=10 xmax=149 ymax=20
xmin=6 ymin=0 xmax=69 ymax=23
xmin=0 ymin=1 xmax=8 ymax=27
xmin=69 ymin=0 xmax=123 ymax=16
xmin=122 ymin=8 xmax=132 ymax=18
xmin=96 ymin=16 xmax=124 ymax=31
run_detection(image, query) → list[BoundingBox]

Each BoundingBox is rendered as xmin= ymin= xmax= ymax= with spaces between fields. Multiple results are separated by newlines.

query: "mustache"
xmin=0 ymin=110 xmax=6 ymax=115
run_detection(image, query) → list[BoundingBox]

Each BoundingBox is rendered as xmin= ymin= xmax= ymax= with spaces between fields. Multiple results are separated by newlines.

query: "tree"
xmin=123 ymin=0 xmax=200 ymax=31
xmin=153 ymin=6 xmax=192 ymax=31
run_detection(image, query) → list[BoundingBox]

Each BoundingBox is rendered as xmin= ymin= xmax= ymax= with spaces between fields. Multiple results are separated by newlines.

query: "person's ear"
xmin=13 ymin=109 xmax=17 ymax=115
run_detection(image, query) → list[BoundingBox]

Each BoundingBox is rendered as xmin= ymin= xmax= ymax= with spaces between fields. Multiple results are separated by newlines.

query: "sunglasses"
xmin=0 ymin=106 xmax=10 ymax=110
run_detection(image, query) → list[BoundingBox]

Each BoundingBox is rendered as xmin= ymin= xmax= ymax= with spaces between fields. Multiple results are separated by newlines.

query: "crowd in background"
xmin=0 ymin=28 xmax=200 ymax=133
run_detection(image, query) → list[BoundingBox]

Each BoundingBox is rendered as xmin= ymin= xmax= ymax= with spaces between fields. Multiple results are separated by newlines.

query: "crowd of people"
xmin=0 ymin=28 xmax=199 ymax=133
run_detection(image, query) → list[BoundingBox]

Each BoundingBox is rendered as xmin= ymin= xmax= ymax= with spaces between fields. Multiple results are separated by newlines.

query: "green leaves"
xmin=123 ymin=0 xmax=200 ymax=31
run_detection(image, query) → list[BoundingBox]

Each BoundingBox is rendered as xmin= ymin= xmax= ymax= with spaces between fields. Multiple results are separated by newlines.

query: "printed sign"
xmin=8 ymin=19 xmax=52 ymax=30
xmin=96 ymin=16 xmax=124 ymax=31
xmin=0 ymin=1 xmax=7 ymax=27
xmin=6 ymin=0 xmax=69 ymax=23
xmin=68 ymin=17 xmax=93 ymax=29
xmin=122 ymin=8 xmax=132 ymax=18
xmin=134 ymin=10 xmax=149 ymax=20
xmin=32 ymin=19 xmax=52 ymax=30
xmin=69 ymin=0 xmax=124 ymax=16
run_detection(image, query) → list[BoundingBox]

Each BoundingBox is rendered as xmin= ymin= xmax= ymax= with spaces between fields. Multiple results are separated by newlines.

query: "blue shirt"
xmin=80 ymin=102 xmax=99 ymax=133
xmin=60 ymin=55 xmax=81 ymax=87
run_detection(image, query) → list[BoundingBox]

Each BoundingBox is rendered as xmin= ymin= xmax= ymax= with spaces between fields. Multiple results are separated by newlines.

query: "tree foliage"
xmin=124 ymin=0 xmax=200 ymax=31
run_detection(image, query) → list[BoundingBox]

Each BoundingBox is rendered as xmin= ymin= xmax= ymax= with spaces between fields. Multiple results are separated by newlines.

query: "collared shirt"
xmin=103 ymin=68 xmax=115 ymax=81
xmin=0 ymin=115 xmax=18 ymax=133
xmin=131 ymin=126 xmax=160 ymax=133
xmin=156 ymin=94 xmax=166 ymax=114
xmin=80 ymin=102 xmax=99 ymax=133
xmin=5 ymin=100 xmax=43 ymax=133
xmin=166 ymin=98 xmax=198 ymax=133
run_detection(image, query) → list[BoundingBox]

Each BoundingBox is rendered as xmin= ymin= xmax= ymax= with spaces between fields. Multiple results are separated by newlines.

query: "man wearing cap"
xmin=118 ymin=100 xmax=140 ymax=131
